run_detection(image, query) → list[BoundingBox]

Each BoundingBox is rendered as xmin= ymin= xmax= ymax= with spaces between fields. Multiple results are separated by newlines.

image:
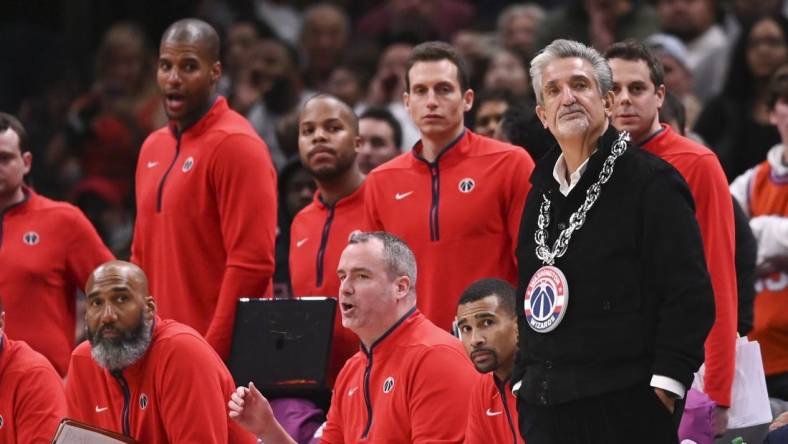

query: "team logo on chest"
xmin=382 ymin=376 xmax=395 ymax=394
xmin=139 ymin=393 xmax=149 ymax=410
xmin=182 ymin=156 xmax=195 ymax=173
xmin=458 ymin=177 xmax=475 ymax=193
xmin=524 ymin=266 xmax=569 ymax=333
xmin=22 ymin=231 xmax=40 ymax=246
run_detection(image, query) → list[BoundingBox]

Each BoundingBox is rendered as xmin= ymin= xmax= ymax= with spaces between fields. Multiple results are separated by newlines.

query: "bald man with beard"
xmin=65 ymin=261 xmax=256 ymax=443
xmin=130 ymin=18 xmax=277 ymax=360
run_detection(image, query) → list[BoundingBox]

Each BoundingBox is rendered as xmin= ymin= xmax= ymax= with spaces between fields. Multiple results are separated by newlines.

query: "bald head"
xmin=301 ymin=94 xmax=359 ymax=133
xmin=87 ymin=260 xmax=149 ymax=298
xmin=161 ymin=18 xmax=220 ymax=64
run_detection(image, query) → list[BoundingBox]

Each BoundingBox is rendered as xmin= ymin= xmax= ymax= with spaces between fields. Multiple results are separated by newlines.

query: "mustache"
xmin=307 ymin=146 xmax=337 ymax=160
xmin=470 ymin=347 xmax=497 ymax=359
xmin=558 ymin=106 xmax=585 ymax=118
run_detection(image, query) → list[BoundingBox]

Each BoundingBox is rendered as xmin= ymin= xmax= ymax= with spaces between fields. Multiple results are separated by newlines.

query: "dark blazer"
xmin=513 ymin=126 xmax=715 ymax=406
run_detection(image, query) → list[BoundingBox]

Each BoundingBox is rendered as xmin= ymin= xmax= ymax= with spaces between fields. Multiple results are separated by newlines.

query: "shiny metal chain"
xmin=535 ymin=131 xmax=630 ymax=265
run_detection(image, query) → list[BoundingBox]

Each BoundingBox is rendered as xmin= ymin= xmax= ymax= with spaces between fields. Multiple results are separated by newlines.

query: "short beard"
xmin=88 ymin=314 xmax=153 ymax=371
xmin=306 ymin=153 xmax=356 ymax=182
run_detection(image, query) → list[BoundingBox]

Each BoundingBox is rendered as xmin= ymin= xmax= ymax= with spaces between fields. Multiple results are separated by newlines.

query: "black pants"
xmin=518 ymin=384 xmax=683 ymax=444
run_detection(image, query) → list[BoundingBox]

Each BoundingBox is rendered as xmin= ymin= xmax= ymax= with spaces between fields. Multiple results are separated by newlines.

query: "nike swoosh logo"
xmin=395 ymin=191 xmax=414 ymax=200
xmin=147 ymin=161 xmax=159 ymax=168
xmin=296 ymin=238 xmax=308 ymax=248
xmin=485 ymin=409 xmax=503 ymax=416
xmin=95 ymin=406 xmax=109 ymax=413
xmin=348 ymin=387 xmax=358 ymax=396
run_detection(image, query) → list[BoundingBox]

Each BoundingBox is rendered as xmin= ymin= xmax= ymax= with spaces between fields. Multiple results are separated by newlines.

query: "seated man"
xmin=65 ymin=261 xmax=255 ymax=443
xmin=228 ymin=232 xmax=478 ymax=443
xmin=456 ymin=278 xmax=523 ymax=444
xmin=0 ymin=297 xmax=66 ymax=444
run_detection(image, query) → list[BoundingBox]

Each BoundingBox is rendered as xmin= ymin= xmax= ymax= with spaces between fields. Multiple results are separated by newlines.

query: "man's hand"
xmin=769 ymin=412 xmax=788 ymax=432
xmin=712 ymin=406 xmax=729 ymax=437
xmin=653 ymin=388 xmax=676 ymax=414
xmin=228 ymin=382 xmax=274 ymax=436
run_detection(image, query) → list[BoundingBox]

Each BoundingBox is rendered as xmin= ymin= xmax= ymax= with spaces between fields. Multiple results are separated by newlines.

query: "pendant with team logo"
xmin=523 ymin=265 xmax=569 ymax=333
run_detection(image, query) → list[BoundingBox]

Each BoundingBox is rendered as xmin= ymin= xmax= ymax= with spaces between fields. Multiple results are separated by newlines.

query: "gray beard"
xmin=89 ymin=315 xmax=153 ymax=371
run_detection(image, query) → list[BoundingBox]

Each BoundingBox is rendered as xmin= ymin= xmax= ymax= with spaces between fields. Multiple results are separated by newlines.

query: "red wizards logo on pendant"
xmin=524 ymin=266 xmax=569 ymax=333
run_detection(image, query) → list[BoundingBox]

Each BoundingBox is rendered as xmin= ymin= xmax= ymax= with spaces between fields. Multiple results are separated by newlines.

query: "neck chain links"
xmin=535 ymin=131 xmax=630 ymax=265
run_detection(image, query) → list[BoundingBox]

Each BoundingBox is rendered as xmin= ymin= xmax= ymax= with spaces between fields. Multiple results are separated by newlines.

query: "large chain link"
xmin=535 ymin=131 xmax=630 ymax=265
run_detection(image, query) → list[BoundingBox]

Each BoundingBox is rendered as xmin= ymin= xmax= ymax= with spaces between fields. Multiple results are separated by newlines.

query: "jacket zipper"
xmin=428 ymin=165 xmax=440 ymax=241
xmin=111 ymin=370 xmax=132 ymax=437
xmin=497 ymin=379 xmax=518 ymax=444
xmin=156 ymin=132 xmax=182 ymax=213
xmin=315 ymin=204 xmax=336 ymax=288
xmin=361 ymin=352 xmax=374 ymax=439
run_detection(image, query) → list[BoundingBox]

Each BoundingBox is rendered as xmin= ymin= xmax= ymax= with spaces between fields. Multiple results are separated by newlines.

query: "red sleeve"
xmin=409 ymin=346 xmax=478 ymax=444
xmin=15 ymin=365 xmax=67 ymax=443
xmin=157 ymin=334 xmax=257 ymax=443
xmin=504 ymin=149 xmax=534 ymax=260
xmin=204 ymin=134 xmax=278 ymax=359
xmin=65 ymin=208 xmax=114 ymax=290
xmin=362 ymin=174 xmax=384 ymax=232
xmin=685 ymin=154 xmax=737 ymax=407
xmin=319 ymin=375 xmax=346 ymax=444
xmin=463 ymin=377 xmax=487 ymax=444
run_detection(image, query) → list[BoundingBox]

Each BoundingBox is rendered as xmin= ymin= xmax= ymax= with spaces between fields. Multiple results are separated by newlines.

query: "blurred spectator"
xmin=234 ymin=37 xmax=305 ymax=170
xmin=482 ymin=47 xmax=532 ymax=99
xmin=273 ymin=158 xmax=317 ymax=299
xmin=357 ymin=0 xmax=475 ymax=42
xmin=64 ymin=22 xmax=165 ymax=206
xmin=657 ymin=0 xmax=729 ymax=102
xmin=729 ymin=66 xmax=788 ymax=402
xmin=451 ymin=30 xmax=497 ymax=91
xmin=724 ymin=0 xmax=785 ymax=44
xmin=646 ymin=33 xmax=703 ymax=129
xmin=471 ymin=89 xmax=512 ymax=138
xmin=534 ymin=0 xmax=659 ymax=52
xmin=326 ymin=64 xmax=368 ymax=109
xmin=299 ymin=3 xmax=350 ymax=91
xmin=695 ymin=14 xmax=788 ymax=180
xmin=218 ymin=19 xmax=269 ymax=97
xmin=361 ymin=42 xmax=420 ymax=149
xmin=358 ymin=107 xmax=403 ymax=173
xmin=497 ymin=3 xmax=546 ymax=61
xmin=495 ymin=100 xmax=554 ymax=161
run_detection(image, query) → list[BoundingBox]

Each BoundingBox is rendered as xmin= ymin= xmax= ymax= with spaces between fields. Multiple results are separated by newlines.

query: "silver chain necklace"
xmin=535 ymin=131 xmax=630 ymax=265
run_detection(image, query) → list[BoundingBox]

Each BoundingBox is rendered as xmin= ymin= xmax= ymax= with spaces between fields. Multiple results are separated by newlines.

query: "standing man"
xmin=131 ymin=18 xmax=277 ymax=359
xmin=0 ymin=112 xmax=113 ymax=376
xmin=606 ymin=40 xmax=737 ymax=435
xmin=357 ymin=107 xmax=402 ymax=174
xmin=290 ymin=94 xmax=365 ymax=384
xmin=65 ymin=261 xmax=256 ymax=443
xmin=0 ymin=297 xmax=66 ymax=444
xmin=363 ymin=41 xmax=535 ymax=333
xmin=456 ymin=278 xmax=523 ymax=444
xmin=514 ymin=39 xmax=714 ymax=442
xmin=229 ymin=232 xmax=478 ymax=443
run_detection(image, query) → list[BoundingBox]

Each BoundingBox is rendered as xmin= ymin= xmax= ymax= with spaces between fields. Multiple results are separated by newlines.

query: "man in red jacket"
xmin=0 ymin=112 xmax=113 ymax=376
xmin=0 ymin=297 xmax=66 ymax=444
xmin=229 ymin=232 xmax=478 ymax=444
xmin=65 ymin=260 xmax=256 ymax=443
xmin=606 ymin=40 xmax=737 ymax=435
xmin=131 ymin=18 xmax=277 ymax=359
xmin=363 ymin=41 xmax=535 ymax=333
xmin=290 ymin=94 xmax=365 ymax=385
xmin=456 ymin=278 xmax=523 ymax=444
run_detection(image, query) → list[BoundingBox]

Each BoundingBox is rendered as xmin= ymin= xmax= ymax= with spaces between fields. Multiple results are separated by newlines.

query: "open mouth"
xmin=165 ymin=93 xmax=186 ymax=112
xmin=340 ymin=302 xmax=355 ymax=314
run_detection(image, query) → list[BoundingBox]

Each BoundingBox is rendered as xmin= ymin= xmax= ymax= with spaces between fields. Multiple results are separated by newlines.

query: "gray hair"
xmin=497 ymin=3 xmax=546 ymax=35
xmin=530 ymin=39 xmax=613 ymax=105
xmin=348 ymin=231 xmax=417 ymax=297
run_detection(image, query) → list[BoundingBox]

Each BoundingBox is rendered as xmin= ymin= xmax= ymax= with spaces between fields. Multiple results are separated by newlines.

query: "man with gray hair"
xmin=65 ymin=261 xmax=256 ymax=443
xmin=512 ymin=39 xmax=714 ymax=442
xmin=229 ymin=232 xmax=478 ymax=443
